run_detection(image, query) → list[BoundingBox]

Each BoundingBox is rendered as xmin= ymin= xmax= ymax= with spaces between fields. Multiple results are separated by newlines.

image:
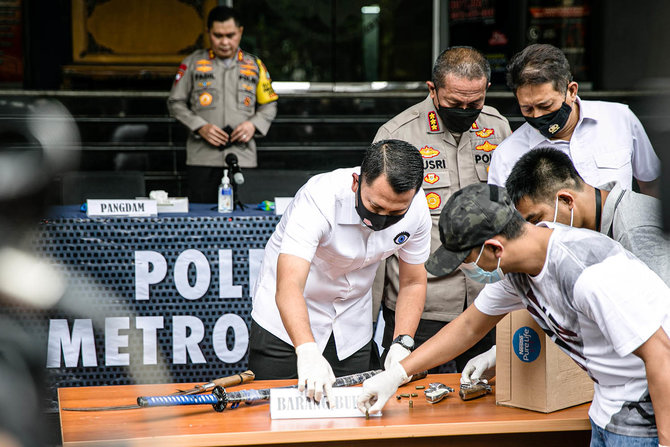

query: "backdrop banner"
xmin=3 ymin=205 xmax=280 ymax=411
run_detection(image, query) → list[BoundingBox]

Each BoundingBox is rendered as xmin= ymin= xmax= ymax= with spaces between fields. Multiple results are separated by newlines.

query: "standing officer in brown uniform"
xmin=373 ymin=47 xmax=511 ymax=372
xmin=168 ymin=6 xmax=278 ymax=203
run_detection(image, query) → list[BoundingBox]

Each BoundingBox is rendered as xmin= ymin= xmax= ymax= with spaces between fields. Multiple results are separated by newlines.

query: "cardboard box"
xmin=496 ymin=310 xmax=594 ymax=413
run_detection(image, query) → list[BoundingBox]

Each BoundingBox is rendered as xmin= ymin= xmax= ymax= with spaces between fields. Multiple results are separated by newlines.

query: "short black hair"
xmin=432 ymin=46 xmax=491 ymax=89
xmin=361 ymin=139 xmax=423 ymax=194
xmin=207 ymin=6 xmax=241 ymax=29
xmin=505 ymin=147 xmax=585 ymax=206
xmin=506 ymin=44 xmax=572 ymax=95
xmin=498 ymin=211 xmax=527 ymax=240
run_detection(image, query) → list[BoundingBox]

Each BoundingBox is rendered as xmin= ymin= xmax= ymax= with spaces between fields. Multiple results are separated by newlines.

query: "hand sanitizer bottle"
xmin=218 ymin=169 xmax=233 ymax=213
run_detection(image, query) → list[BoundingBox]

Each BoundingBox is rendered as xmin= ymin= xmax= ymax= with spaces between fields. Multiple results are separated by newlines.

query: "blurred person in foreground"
xmin=0 ymin=99 xmax=79 ymax=446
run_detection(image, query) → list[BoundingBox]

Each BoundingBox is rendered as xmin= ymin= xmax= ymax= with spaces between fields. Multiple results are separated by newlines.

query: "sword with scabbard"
xmin=63 ymin=370 xmax=255 ymax=411
xmin=64 ymin=369 xmax=428 ymax=412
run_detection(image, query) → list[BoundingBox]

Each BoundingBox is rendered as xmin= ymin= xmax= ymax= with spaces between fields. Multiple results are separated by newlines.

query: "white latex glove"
xmin=460 ymin=345 xmax=496 ymax=384
xmin=357 ymin=361 xmax=408 ymax=415
xmin=384 ymin=343 xmax=412 ymax=384
xmin=384 ymin=343 xmax=411 ymax=369
xmin=295 ymin=342 xmax=336 ymax=404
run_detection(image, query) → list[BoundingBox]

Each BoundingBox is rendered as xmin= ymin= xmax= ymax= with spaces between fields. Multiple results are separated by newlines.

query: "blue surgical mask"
xmin=459 ymin=243 xmax=505 ymax=284
xmin=552 ymin=195 xmax=573 ymax=226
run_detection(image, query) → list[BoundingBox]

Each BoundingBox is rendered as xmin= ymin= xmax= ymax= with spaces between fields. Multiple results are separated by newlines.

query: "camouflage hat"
xmin=425 ymin=183 xmax=516 ymax=277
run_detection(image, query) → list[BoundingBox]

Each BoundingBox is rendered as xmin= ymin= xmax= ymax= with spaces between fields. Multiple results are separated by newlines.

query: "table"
xmin=59 ymin=374 xmax=591 ymax=446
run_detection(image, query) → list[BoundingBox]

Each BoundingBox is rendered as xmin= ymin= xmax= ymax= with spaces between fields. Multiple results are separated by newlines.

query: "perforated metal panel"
xmin=2 ymin=211 xmax=280 ymax=411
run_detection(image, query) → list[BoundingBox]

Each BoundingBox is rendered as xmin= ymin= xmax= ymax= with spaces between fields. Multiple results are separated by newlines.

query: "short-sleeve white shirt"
xmin=251 ymin=167 xmax=432 ymax=360
xmin=474 ymin=223 xmax=670 ymax=437
xmin=487 ymin=97 xmax=661 ymax=188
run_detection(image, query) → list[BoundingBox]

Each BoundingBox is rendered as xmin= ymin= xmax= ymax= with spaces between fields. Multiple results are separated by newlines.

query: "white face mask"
xmin=552 ymin=195 xmax=573 ymax=227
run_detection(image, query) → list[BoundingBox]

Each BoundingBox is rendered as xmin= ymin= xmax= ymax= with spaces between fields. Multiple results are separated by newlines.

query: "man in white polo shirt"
xmin=487 ymin=44 xmax=660 ymax=197
xmin=249 ymin=139 xmax=431 ymax=403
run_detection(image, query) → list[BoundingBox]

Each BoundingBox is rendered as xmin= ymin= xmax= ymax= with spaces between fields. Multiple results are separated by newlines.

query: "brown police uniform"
xmin=374 ymin=95 xmax=511 ymax=371
xmin=168 ymin=48 xmax=278 ymax=169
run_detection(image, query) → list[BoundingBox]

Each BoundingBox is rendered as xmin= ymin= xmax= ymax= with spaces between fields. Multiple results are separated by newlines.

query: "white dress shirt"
xmin=251 ymin=167 xmax=432 ymax=360
xmin=488 ymin=97 xmax=661 ymax=188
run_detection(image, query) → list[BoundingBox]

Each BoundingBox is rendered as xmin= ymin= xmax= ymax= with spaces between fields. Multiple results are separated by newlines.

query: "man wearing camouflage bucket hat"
xmin=358 ymin=183 xmax=670 ymax=446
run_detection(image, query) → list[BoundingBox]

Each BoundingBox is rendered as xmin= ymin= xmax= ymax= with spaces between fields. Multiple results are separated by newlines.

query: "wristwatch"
xmin=392 ymin=334 xmax=415 ymax=351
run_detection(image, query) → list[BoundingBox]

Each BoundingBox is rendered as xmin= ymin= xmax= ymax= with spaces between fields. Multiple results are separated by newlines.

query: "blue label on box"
xmin=512 ymin=326 xmax=541 ymax=363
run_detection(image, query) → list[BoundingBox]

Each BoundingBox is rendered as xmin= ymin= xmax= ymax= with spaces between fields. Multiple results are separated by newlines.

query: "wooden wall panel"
xmin=72 ymin=0 xmax=217 ymax=64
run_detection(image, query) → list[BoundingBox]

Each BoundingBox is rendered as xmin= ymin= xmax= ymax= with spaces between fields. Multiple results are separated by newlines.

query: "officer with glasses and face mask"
xmin=487 ymin=43 xmax=661 ymax=199
xmin=357 ymin=182 xmax=670 ymax=447
xmin=248 ymin=139 xmax=432 ymax=405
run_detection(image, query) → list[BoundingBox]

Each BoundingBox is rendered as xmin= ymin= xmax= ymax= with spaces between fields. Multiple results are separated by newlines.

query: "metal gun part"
xmin=458 ymin=379 xmax=492 ymax=401
xmin=423 ymin=382 xmax=454 ymax=404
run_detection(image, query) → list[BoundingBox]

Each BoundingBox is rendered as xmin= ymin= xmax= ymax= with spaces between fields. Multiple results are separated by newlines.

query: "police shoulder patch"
xmin=427 ymin=111 xmax=440 ymax=132
xmin=475 ymin=141 xmax=497 ymax=152
xmin=475 ymin=128 xmax=494 ymax=138
xmin=426 ymin=192 xmax=441 ymax=210
xmin=419 ymin=146 xmax=440 ymax=158
xmin=394 ymin=231 xmax=410 ymax=245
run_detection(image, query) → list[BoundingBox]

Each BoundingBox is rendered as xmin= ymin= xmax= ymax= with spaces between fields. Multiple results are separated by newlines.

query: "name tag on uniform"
xmin=270 ymin=387 xmax=380 ymax=419
xmin=86 ymin=199 xmax=157 ymax=217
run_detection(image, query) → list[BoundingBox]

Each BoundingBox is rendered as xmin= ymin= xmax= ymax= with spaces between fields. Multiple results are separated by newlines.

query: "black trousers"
xmin=248 ymin=319 xmax=381 ymax=380
xmin=380 ymin=303 xmax=495 ymax=374
xmin=187 ymin=165 xmax=224 ymax=203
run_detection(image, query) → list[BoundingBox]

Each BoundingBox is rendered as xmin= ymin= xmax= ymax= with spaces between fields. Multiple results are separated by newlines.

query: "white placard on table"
xmin=270 ymin=387 xmax=381 ymax=419
xmin=86 ymin=199 xmax=158 ymax=217
xmin=274 ymin=197 xmax=293 ymax=216
xmin=156 ymin=197 xmax=189 ymax=214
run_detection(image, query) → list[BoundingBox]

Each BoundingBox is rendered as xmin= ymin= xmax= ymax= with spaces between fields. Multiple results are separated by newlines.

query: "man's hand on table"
xmin=296 ymin=342 xmax=336 ymax=405
xmin=384 ymin=343 xmax=412 ymax=384
xmin=460 ymin=345 xmax=496 ymax=384
xmin=356 ymin=361 xmax=408 ymax=414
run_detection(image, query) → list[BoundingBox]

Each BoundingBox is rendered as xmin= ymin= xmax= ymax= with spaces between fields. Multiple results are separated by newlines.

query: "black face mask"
xmin=355 ymin=180 xmax=406 ymax=231
xmin=524 ymin=101 xmax=572 ymax=139
xmin=436 ymin=105 xmax=482 ymax=133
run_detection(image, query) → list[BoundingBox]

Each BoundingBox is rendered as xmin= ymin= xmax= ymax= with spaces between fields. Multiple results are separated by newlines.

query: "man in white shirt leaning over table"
xmin=249 ymin=139 xmax=432 ymax=404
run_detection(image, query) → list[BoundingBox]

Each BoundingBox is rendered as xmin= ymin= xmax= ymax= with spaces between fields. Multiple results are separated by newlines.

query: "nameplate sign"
xmin=86 ymin=199 xmax=158 ymax=217
xmin=270 ymin=387 xmax=381 ymax=419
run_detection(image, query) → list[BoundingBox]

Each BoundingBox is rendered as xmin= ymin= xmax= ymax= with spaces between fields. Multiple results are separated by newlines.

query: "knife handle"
xmin=211 ymin=370 xmax=255 ymax=388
